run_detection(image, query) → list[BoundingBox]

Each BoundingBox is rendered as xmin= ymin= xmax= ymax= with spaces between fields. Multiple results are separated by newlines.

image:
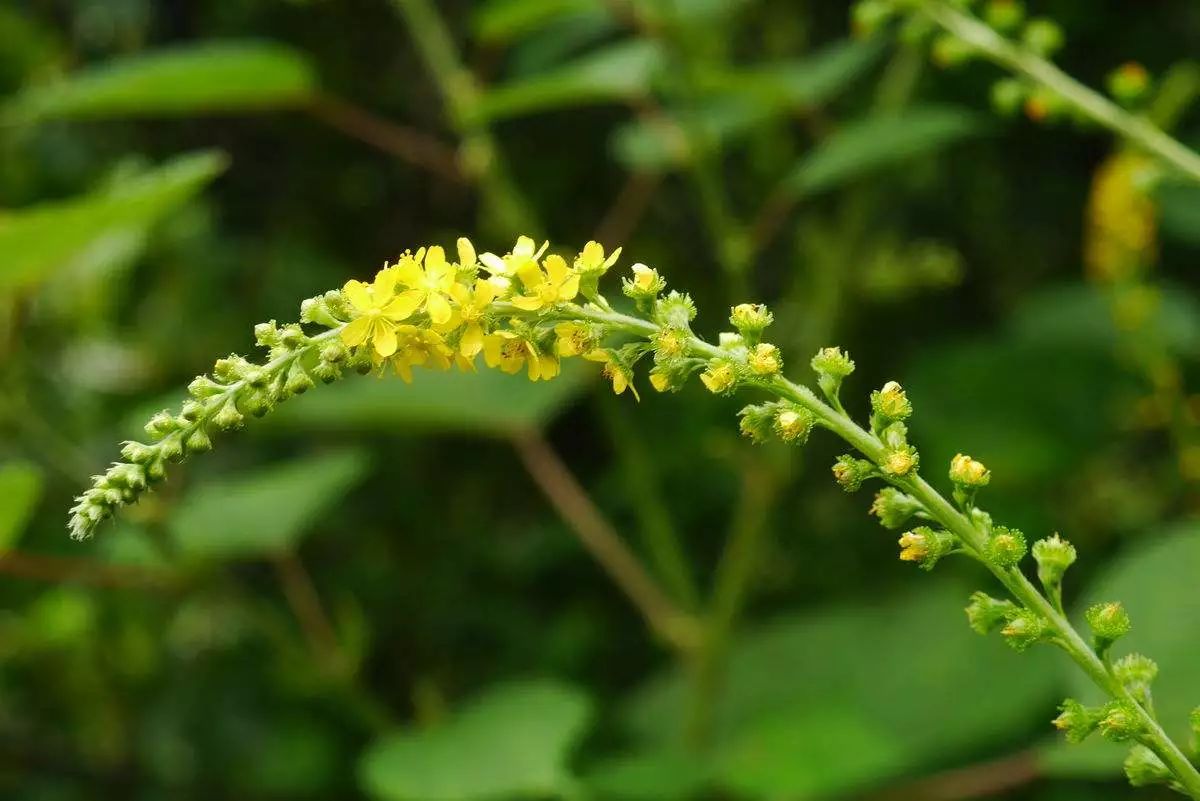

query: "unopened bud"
xmin=1098 ymin=701 xmax=1142 ymax=743
xmin=871 ymin=381 xmax=912 ymax=422
xmin=870 ymin=487 xmax=922 ymax=529
xmin=747 ymin=343 xmax=782 ymax=376
xmin=774 ymin=405 xmax=814 ymax=444
xmin=897 ymin=526 xmax=956 ymax=570
xmin=1053 ymin=699 xmax=1101 ymax=743
xmin=949 ymin=453 xmax=990 ymax=487
xmin=965 ymin=591 xmax=1017 ymax=635
xmin=700 ymin=360 xmax=738 ymax=395
xmin=1001 ymin=608 xmax=1047 ymax=651
xmin=986 ymin=526 xmax=1027 ymax=567
xmin=729 ymin=303 xmax=773 ymax=343
xmin=1086 ymin=601 xmax=1131 ymax=650
xmin=833 ymin=454 xmax=875 ymax=492
xmin=1032 ymin=534 xmax=1076 ymax=590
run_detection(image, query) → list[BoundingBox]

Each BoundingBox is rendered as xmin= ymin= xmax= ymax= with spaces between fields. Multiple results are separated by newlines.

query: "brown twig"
xmin=272 ymin=551 xmax=347 ymax=676
xmin=866 ymin=750 xmax=1040 ymax=801
xmin=306 ymin=93 xmax=464 ymax=181
xmin=0 ymin=550 xmax=171 ymax=589
xmin=593 ymin=171 xmax=662 ymax=246
xmin=510 ymin=430 xmax=700 ymax=652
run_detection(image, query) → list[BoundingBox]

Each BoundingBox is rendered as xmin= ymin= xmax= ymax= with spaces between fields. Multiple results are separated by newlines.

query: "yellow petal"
xmin=461 ymin=323 xmax=484 ymax=358
xmin=392 ymin=358 xmax=414 ymax=384
xmin=603 ymin=246 xmax=622 ymax=268
xmin=544 ymin=254 xmax=570 ymax=284
xmin=341 ymin=316 xmax=372 ymax=347
xmin=373 ymin=268 xmax=397 ymax=300
xmin=449 ymin=282 xmax=470 ymax=304
xmin=426 ymin=292 xmax=453 ymax=325
xmin=580 ymin=241 xmax=603 ymax=268
xmin=513 ymin=236 xmax=535 ymax=258
xmin=479 ymin=252 xmax=508 ymax=275
xmin=558 ymin=273 xmax=580 ymax=300
xmin=516 ymin=261 xmax=544 ymax=291
xmin=457 ymin=237 xmax=476 ymax=268
xmin=373 ymin=322 xmax=398 ymax=357
xmin=474 ymin=278 xmax=498 ymax=306
xmin=425 ymin=246 xmax=450 ymax=283
xmin=394 ymin=257 xmax=423 ymax=287
xmin=510 ymin=295 xmax=543 ymax=311
xmin=343 ymin=280 xmax=373 ymax=313
xmin=382 ymin=292 xmax=421 ymax=321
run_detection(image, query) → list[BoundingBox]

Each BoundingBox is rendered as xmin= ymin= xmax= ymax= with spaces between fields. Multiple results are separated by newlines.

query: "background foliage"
xmin=2 ymin=0 xmax=1200 ymax=798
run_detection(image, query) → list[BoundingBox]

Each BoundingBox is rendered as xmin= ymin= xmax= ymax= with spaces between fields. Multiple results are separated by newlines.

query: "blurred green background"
xmin=3 ymin=0 xmax=1200 ymax=799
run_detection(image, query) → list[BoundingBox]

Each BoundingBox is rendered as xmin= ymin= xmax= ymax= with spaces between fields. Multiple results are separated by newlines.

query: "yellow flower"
xmin=392 ymin=246 xmax=456 ymax=326
xmin=340 ymin=269 xmax=421 ymax=357
xmin=631 ymin=263 xmax=660 ymax=291
xmin=448 ymin=278 xmax=498 ymax=358
xmin=747 ymin=343 xmax=781 ymax=376
xmin=649 ymin=369 xmax=671 ymax=393
xmin=575 ymin=240 xmax=622 ymax=275
xmin=479 ymin=236 xmax=548 ymax=279
xmin=585 ymin=350 xmax=639 ymax=401
xmin=389 ymin=326 xmax=455 ymax=383
xmin=511 ymin=254 xmax=580 ymax=311
xmin=700 ymin=361 xmax=736 ymax=394
xmin=483 ymin=330 xmax=559 ymax=381
xmin=898 ymin=530 xmax=929 ymax=563
xmin=554 ymin=322 xmax=596 ymax=357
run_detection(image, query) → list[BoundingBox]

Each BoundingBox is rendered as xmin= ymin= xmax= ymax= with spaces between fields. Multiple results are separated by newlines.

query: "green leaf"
xmin=622 ymin=581 xmax=1059 ymax=798
xmin=582 ymin=749 xmax=711 ymax=801
xmin=1040 ymin=523 xmax=1200 ymax=778
xmin=359 ymin=679 xmax=592 ymax=801
xmin=472 ymin=40 xmax=663 ymax=122
xmin=0 ymin=461 xmax=44 ymax=553
xmin=169 ymin=449 xmax=370 ymax=559
xmin=784 ymin=106 xmax=984 ymax=196
xmin=473 ymin=0 xmax=606 ymax=42
xmin=269 ymin=361 xmax=592 ymax=435
xmin=2 ymin=41 xmax=316 ymax=124
xmin=0 ymin=150 xmax=226 ymax=293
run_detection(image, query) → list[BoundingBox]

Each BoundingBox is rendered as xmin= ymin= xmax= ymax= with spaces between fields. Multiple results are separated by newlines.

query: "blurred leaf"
xmin=472 ymin=40 xmax=663 ymax=122
xmin=693 ymin=38 xmax=883 ymax=109
xmin=2 ymin=41 xmax=316 ymax=123
xmin=0 ymin=150 xmax=226 ymax=292
xmin=622 ymin=581 xmax=1059 ymax=798
xmin=269 ymin=361 xmax=592 ymax=435
xmin=785 ymin=106 xmax=984 ymax=196
xmin=1156 ymin=183 xmax=1200 ymax=246
xmin=582 ymin=749 xmax=711 ymax=801
xmin=473 ymin=0 xmax=606 ymax=42
xmin=359 ymin=679 xmax=592 ymax=801
xmin=0 ymin=461 xmax=43 ymax=552
xmin=1040 ymin=523 xmax=1200 ymax=778
xmin=169 ymin=449 xmax=370 ymax=559
xmin=611 ymin=40 xmax=882 ymax=172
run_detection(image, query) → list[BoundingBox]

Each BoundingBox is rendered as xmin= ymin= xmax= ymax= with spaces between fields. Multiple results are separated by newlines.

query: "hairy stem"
xmin=918 ymin=0 xmax=1200 ymax=185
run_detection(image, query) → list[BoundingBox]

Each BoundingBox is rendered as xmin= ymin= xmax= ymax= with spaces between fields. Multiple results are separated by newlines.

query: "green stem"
xmin=918 ymin=0 xmax=1200 ymax=184
xmin=540 ymin=301 xmax=1200 ymax=796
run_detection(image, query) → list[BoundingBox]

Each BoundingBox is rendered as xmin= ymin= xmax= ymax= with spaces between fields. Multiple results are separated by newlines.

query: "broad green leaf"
xmin=169 ymin=449 xmax=370 ymax=559
xmin=611 ymin=39 xmax=882 ymax=172
xmin=0 ymin=150 xmax=226 ymax=292
xmin=693 ymin=38 xmax=883 ymax=109
xmin=622 ymin=581 xmax=1059 ymax=798
xmin=472 ymin=40 xmax=663 ymax=122
xmin=269 ymin=361 xmax=592 ymax=435
xmin=473 ymin=0 xmax=605 ymax=42
xmin=0 ymin=461 xmax=43 ymax=553
xmin=785 ymin=106 xmax=984 ymax=196
xmin=359 ymin=679 xmax=592 ymax=801
xmin=2 ymin=41 xmax=316 ymax=124
xmin=582 ymin=749 xmax=711 ymax=801
xmin=1040 ymin=523 xmax=1200 ymax=778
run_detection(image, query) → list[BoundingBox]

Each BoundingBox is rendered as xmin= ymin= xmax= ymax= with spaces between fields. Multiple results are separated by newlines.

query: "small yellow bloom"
xmin=483 ymin=330 xmax=559 ymax=381
xmin=340 ymin=269 xmax=422 ymax=357
xmin=391 ymin=246 xmax=457 ymax=326
xmin=511 ymin=254 xmax=580 ymax=311
xmin=654 ymin=329 xmax=686 ymax=359
xmin=898 ymin=531 xmax=929 ymax=563
xmin=389 ymin=326 xmax=455 ymax=383
xmin=448 ymin=278 xmax=498 ymax=358
xmin=649 ymin=369 xmax=671 ymax=392
xmin=479 ymin=235 xmax=548 ymax=279
xmin=585 ymin=350 xmax=639 ymax=401
xmin=554 ymin=322 xmax=595 ymax=357
xmin=882 ymin=448 xmax=918 ymax=476
xmin=748 ymin=343 xmax=781 ymax=376
xmin=631 ymin=263 xmax=660 ymax=291
xmin=700 ymin=361 xmax=736 ymax=394
xmin=575 ymin=240 xmax=622 ymax=274
xmin=949 ymin=453 xmax=990 ymax=487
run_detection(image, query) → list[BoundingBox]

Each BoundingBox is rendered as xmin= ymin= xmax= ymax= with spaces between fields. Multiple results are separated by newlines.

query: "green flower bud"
xmin=120 ymin=441 xmax=157 ymax=465
xmin=213 ymin=401 xmax=245 ymax=431
xmin=1000 ymin=608 xmax=1047 ymax=651
xmin=897 ymin=526 xmax=956 ymax=570
xmin=321 ymin=341 xmax=348 ymax=364
xmin=986 ymin=526 xmax=1027 ymax=567
xmin=852 ymin=0 xmax=895 ymax=37
xmin=773 ymin=404 xmax=814 ymax=444
xmin=811 ymin=346 xmax=855 ymax=378
xmin=312 ymin=360 xmax=342 ymax=384
xmin=1022 ymin=18 xmax=1064 ymax=57
xmin=738 ymin=403 xmax=777 ymax=444
xmin=254 ymin=320 xmax=281 ymax=348
xmin=654 ymin=291 xmax=697 ymax=329
xmin=833 ymin=455 xmax=876 ymax=492
xmin=1124 ymin=745 xmax=1172 ymax=789
xmin=188 ymin=375 xmax=226 ymax=399
xmin=1098 ymin=701 xmax=1142 ymax=743
xmin=1053 ymin=699 xmax=1101 ymax=743
xmin=931 ymin=33 xmax=974 ymax=68
xmin=1032 ymin=534 xmax=1076 ymax=590
xmin=300 ymin=292 xmax=346 ymax=328
xmin=158 ymin=435 xmax=184 ymax=463
xmin=729 ymin=303 xmax=773 ymax=344
xmin=213 ymin=355 xmax=252 ymax=383
xmin=278 ymin=323 xmax=306 ymax=349
xmin=880 ymin=444 xmax=919 ymax=477
xmin=991 ymin=78 xmax=1026 ymax=116
xmin=1086 ymin=602 xmax=1131 ymax=652
xmin=965 ymin=591 xmax=1017 ymax=635
xmin=1024 ymin=87 xmax=1065 ymax=122
xmin=949 ymin=453 xmax=990 ymax=487
xmin=870 ymin=487 xmax=922 ymax=529
xmin=144 ymin=410 xmax=181 ymax=440
xmin=1107 ymin=62 xmax=1151 ymax=105
xmin=984 ymin=0 xmax=1024 ymax=31
xmin=285 ymin=363 xmax=315 ymax=395
xmin=184 ymin=428 xmax=212 ymax=454
xmin=1113 ymin=653 xmax=1157 ymax=704
xmin=108 ymin=462 xmax=148 ymax=491
xmin=871 ymin=381 xmax=913 ymax=422
xmin=242 ymin=389 xmax=272 ymax=418
xmin=145 ymin=457 xmax=168 ymax=483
